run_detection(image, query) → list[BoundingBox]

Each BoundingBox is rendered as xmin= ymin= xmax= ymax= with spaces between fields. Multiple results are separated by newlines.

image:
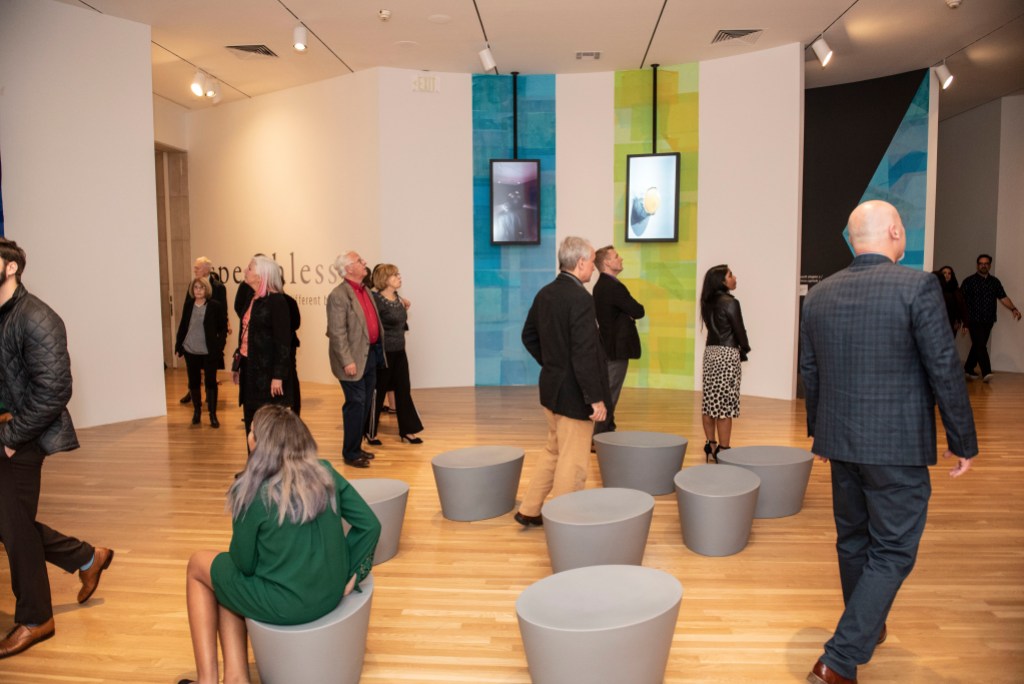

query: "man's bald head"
xmin=847 ymin=200 xmax=905 ymax=262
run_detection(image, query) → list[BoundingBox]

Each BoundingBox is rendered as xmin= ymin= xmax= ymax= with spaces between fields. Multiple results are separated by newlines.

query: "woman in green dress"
xmin=181 ymin=405 xmax=380 ymax=684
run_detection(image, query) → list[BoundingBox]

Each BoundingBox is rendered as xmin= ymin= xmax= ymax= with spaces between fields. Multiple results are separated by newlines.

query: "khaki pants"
xmin=518 ymin=408 xmax=595 ymax=516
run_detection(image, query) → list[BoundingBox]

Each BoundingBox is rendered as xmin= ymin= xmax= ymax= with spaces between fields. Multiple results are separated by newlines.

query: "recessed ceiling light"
xmin=428 ymin=14 xmax=451 ymax=24
xmin=396 ymin=40 xmax=418 ymax=49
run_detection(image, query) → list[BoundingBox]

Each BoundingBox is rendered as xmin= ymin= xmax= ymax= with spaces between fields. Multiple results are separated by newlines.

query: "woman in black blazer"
xmin=233 ymin=255 xmax=293 ymax=438
xmin=175 ymin=277 xmax=227 ymax=427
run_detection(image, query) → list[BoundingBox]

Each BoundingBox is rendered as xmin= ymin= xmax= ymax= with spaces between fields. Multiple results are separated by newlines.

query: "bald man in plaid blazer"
xmin=799 ymin=201 xmax=978 ymax=684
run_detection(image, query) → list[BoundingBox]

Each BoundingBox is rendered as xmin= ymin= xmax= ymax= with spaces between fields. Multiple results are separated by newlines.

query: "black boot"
xmin=209 ymin=411 xmax=220 ymax=428
xmin=179 ymin=391 xmax=192 ymax=404
xmin=191 ymin=396 xmax=201 ymax=425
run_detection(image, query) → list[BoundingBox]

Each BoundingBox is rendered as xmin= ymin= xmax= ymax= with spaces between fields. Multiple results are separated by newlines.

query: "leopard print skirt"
xmin=701 ymin=345 xmax=741 ymax=419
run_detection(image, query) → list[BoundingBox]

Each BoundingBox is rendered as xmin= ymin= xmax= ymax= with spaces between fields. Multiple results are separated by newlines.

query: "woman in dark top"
xmin=365 ymin=264 xmax=424 ymax=444
xmin=175 ymin=277 xmax=227 ymax=428
xmin=934 ymin=265 xmax=969 ymax=336
xmin=233 ymin=255 xmax=293 ymax=438
xmin=699 ymin=264 xmax=751 ymax=463
xmin=181 ymin=405 xmax=380 ymax=684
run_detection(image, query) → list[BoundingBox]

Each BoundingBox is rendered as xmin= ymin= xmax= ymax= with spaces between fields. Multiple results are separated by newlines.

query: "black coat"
xmin=705 ymin=291 xmax=751 ymax=361
xmin=593 ymin=272 xmax=645 ymax=361
xmin=175 ymin=297 xmax=228 ymax=359
xmin=0 ymin=285 xmax=79 ymax=455
xmin=522 ymin=273 xmax=609 ymax=421
xmin=237 ymin=293 xmax=293 ymax=407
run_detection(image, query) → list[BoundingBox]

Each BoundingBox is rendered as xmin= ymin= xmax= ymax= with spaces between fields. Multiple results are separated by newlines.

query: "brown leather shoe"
xmin=807 ymin=659 xmax=857 ymax=684
xmin=344 ymin=456 xmax=371 ymax=468
xmin=78 ymin=547 xmax=115 ymax=604
xmin=877 ymin=623 xmax=887 ymax=645
xmin=0 ymin=618 xmax=55 ymax=658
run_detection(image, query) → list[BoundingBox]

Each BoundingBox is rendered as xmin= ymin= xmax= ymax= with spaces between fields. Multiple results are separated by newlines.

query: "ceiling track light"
xmin=811 ymin=36 xmax=833 ymax=68
xmin=935 ymin=62 xmax=954 ymax=90
xmin=478 ymin=47 xmax=497 ymax=73
xmin=293 ymin=25 xmax=308 ymax=53
xmin=190 ymin=71 xmax=206 ymax=97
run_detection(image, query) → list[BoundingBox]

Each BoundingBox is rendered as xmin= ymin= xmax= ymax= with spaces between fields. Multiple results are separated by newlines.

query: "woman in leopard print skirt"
xmin=699 ymin=265 xmax=751 ymax=462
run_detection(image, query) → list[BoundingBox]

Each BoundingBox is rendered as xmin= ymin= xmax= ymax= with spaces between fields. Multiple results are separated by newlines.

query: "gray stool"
xmin=594 ymin=431 xmax=688 ymax=495
xmin=516 ymin=564 xmax=682 ymax=684
xmin=246 ymin=574 xmax=374 ymax=684
xmin=349 ymin=478 xmax=409 ymax=564
xmin=541 ymin=487 xmax=655 ymax=573
xmin=431 ymin=446 xmax=524 ymax=521
xmin=716 ymin=446 xmax=814 ymax=518
xmin=674 ymin=465 xmax=760 ymax=557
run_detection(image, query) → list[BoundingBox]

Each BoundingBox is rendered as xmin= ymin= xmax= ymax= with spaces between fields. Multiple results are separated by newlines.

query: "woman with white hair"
xmin=233 ymin=254 xmax=294 ymax=438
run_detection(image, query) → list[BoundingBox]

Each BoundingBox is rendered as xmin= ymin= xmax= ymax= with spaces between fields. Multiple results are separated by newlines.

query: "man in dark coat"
xmin=514 ymin=236 xmax=608 ymax=526
xmin=799 ymin=201 xmax=977 ymax=684
xmin=0 ymin=238 xmax=113 ymax=658
xmin=592 ymin=245 xmax=645 ymax=434
xmin=960 ymin=253 xmax=1020 ymax=381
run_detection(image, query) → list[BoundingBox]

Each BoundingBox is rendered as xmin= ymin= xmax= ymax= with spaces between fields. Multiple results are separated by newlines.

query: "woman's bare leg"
xmin=701 ymin=414 xmax=717 ymax=443
xmin=186 ymin=550 xmax=222 ymax=684
xmin=716 ymin=417 xmax=733 ymax=447
xmin=218 ymin=605 xmax=251 ymax=683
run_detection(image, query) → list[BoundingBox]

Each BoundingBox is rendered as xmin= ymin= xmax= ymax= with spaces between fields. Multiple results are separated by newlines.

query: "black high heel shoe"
xmin=400 ymin=435 xmax=423 ymax=444
xmin=704 ymin=440 xmax=718 ymax=464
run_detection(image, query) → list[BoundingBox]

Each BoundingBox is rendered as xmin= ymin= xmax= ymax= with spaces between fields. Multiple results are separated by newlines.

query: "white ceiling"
xmin=57 ymin=0 xmax=1024 ymax=120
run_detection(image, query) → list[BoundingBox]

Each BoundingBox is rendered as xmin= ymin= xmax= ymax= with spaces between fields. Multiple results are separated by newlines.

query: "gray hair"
xmin=251 ymin=254 xmax=283 ymax=294
xmin=334 ymin=252 xmax=357 ymax=275
xmin=558 ymin=236 xmax=593 ymax=271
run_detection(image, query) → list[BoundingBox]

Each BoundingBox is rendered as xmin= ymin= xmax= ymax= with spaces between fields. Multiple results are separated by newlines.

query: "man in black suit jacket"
xmin=515 ymin=237 xmax=608 ymax=526
xmin=593 ymin=245 xmax=645 ymax=434
xmin=800 ymin=200 xmax=978 ymax=684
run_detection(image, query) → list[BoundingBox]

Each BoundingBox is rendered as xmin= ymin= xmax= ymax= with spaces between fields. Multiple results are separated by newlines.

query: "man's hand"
xmin=270 ymin=379 xmax=284 ymax=397
xmin=589 ymin=401 xmax=607 ymax=423
xmin=813 ymin=453 xmax=830 ymax=464
xmin=4 ymin=445 xmax=14 ymax=458
xmin=944 ymin=450 xmax=973 ymax=478
xmin=343 ymin=363 xmax=357 ymax=377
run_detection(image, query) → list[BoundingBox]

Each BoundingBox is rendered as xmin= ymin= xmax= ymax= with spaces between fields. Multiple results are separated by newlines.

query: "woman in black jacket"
xmin=699 ymin=264 xmax=751 ymax=462
xmin=233 ymin=255 xmax=293 ymax=439
xmin=175 ymin=277 xmax=227 ymax=427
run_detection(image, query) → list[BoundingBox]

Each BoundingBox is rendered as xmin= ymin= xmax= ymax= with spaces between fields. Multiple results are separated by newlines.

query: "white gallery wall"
xmin=936 ymin=94 xmax=1024 ymax=373
xmin=992 ymin=95 xmax=1023 ymax=372
xmin=696 ymin=43 xmax=804 ymax=400
xmin=181 ymin=48 xmax=808 ymax=400
xmin=0 ymin=0 xmax=166 ymax=427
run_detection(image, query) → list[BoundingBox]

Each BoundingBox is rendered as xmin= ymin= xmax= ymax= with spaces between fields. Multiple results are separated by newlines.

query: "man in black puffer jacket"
xmin=0 ymin=238 xmax=113 ymax=659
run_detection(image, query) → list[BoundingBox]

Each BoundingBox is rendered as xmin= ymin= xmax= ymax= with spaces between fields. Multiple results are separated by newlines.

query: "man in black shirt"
xmin=960 ymin=254 xmax=1020 ymax=381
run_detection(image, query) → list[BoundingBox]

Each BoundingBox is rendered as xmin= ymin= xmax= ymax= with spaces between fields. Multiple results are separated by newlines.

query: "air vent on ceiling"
xmin=576 ymin=51 xmax=602 ymax=60
xmin=711 ymin=30 xmax=763 ymax=45
xmin=226 ymin=44 xmax=278 ymax=59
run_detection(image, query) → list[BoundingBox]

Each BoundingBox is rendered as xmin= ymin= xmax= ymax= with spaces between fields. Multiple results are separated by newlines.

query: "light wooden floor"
xmin=1 ymin=371 xmax=1021 ymax=683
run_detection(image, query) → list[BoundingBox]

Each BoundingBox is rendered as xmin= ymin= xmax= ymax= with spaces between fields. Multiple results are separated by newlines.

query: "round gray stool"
xmin=431 ymin=446 xmax=524 ymax=521
xmin=594 ymin=431 xmax=688 ymax=496
xmin=673 ymin=465 xmax=760 ymax=557
xmin=716 ymin=446 xmax=814 ymax=518
xmin=516 ymin=564 xmax=681 ymax=684
xmin=348 ymin=478 xmax=409 ymax=564
xmin=541 ymin=487 xmax=655 ymax=573
xmin=246 ymin=574 xmax=374 ymax=684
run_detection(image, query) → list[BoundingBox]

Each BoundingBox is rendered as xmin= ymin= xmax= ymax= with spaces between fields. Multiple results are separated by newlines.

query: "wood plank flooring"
xmin=0 ymin=371 xmax=1021 ymax=683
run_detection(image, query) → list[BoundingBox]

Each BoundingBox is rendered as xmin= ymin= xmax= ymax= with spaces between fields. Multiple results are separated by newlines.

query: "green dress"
xmin=211 ymin=460 xmax=380 ymax=625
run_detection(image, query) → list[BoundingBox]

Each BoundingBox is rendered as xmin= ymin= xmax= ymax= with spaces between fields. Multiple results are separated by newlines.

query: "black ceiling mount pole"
xmin=651 ymin=64 xmax=659 ymax=154
xmin=512 ymin=71 xmax=519 ymax=160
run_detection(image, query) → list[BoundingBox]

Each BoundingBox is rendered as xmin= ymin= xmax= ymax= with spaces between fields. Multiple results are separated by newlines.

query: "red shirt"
xmin=346 ymin=279 xmax=380 ymax=345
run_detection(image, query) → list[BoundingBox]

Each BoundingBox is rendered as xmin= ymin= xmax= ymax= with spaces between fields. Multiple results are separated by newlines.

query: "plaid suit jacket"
xmin=799 ymin=253 xmax=977 ymax=465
